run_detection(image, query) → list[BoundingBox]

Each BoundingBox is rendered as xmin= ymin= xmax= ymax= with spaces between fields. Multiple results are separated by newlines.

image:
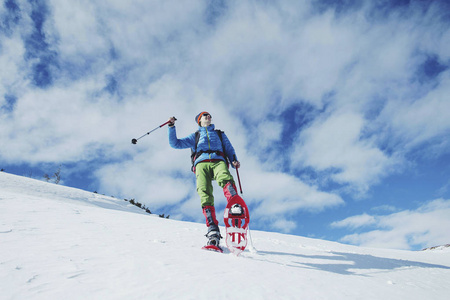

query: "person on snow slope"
xmin=167 ymin=112 xmax=241 ymax=248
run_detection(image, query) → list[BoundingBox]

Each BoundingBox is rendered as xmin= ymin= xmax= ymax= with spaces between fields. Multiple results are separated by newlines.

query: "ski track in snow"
xmin=1 ymin=172 xmax=450 ymax=300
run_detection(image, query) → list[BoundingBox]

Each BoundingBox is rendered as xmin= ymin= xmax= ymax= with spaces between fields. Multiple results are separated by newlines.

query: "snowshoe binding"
xmin=229 ymin=203 xmax=244 ymax=215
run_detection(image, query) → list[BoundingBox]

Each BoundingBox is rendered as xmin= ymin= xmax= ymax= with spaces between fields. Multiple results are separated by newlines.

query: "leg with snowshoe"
xmin=196 ymin=162 xmax=250 ymax=255
xmin=196 ymin=163 xmax=225 ymax=252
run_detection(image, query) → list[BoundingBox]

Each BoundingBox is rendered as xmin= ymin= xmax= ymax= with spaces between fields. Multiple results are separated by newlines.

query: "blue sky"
xmin=1 ymin=0 xmax=450 ymax=250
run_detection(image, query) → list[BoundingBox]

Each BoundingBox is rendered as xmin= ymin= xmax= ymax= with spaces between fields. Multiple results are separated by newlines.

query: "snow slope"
xmin=1 ymin=172 xmax=449 ymax=300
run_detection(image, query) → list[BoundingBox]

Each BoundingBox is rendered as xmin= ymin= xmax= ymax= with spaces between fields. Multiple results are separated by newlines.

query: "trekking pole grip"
xmin=161 ymin=117 xmax=177 ymax=127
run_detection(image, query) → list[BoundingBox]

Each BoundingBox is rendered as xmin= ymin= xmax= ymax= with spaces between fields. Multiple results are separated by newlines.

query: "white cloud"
xmin=291 ymin=111 xmax=396 ymax=195
xmin=48 ymin=0 xmax=108 ymax=59
xmin=370 ymin=205 xmax=398 ymax=213
xmin=242 ymin=158 xmax=345 ymax=218
xmin=0 ymin=35 xmax=27 ymax=98
xmin=331 ymin=213 xmax=377 ymax=229
xmin=94 ymin=150 xmax=195 ymax=207
xmin=255 ymin=121 xmax=283 ymax=149
xmin=437 ymin=180 xmax=450 ymax=197
xmin=270 ymin=218 xmax=297 ymax=234
xmin=380 ymin=71 xmax=450 ymax=151
xmin=335 ymin=199 xmax=450 ymax=250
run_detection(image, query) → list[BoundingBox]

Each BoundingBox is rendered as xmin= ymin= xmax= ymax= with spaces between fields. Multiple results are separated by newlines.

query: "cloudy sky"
xmin=1 ymin=0 xmax=449 ymax=250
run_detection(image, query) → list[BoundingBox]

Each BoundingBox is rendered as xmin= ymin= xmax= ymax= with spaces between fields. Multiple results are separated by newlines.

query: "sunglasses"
xmin=202 ymin=113 xmax=211 ymax=118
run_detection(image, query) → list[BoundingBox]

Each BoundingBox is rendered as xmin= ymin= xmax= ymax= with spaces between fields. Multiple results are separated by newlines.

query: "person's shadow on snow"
xmin=250 ymin=250 xmax=450 ymax=276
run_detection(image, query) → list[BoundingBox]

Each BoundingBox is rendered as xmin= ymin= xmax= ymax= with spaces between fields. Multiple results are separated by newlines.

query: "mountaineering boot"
xmin=206 ymin=230 xmax=221 ymax=247
xmin=202 ymin=206 xmax=222 ymax=246
xmin=223 ymin=182 xmax=238 ymax=202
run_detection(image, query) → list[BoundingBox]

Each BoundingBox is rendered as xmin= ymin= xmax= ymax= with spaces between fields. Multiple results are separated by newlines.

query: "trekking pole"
xmin=131 ymin=117 xmax=176 ymax=144
xmin=233 ymin=155 xmax=243 ymax=194
xmin=247 ymin=225 xmax=257 ymax=253
xmin=232 ymin=155 xmax=255 ymax=251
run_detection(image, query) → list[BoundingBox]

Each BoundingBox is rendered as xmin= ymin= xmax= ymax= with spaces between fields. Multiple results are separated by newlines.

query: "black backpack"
xmin=190 ymin=130 xmax=229 ymax=172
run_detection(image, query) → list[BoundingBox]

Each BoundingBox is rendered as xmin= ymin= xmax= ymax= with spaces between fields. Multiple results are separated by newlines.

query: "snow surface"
xmin=1 ymin=172 xmax=450 ymax=300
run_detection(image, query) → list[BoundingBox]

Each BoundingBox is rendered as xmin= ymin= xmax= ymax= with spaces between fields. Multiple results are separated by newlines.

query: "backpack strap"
xmin=215 ymin=130 xmax=230 ymax=167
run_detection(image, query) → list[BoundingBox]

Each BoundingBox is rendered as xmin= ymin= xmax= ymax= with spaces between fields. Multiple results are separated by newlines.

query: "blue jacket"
xmin=168 ymin=124 xmax=237 ymax=168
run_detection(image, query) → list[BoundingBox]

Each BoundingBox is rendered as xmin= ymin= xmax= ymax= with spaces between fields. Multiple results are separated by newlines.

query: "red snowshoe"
xmin=202 ymin=245 xmax=223 ymax=253
xmin=224 ymin=195 xmax=250 ymax=256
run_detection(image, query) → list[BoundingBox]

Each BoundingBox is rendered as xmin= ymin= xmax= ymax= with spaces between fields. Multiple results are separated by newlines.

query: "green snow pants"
xmin=195 ymin=160 xmax=235 ymax=207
